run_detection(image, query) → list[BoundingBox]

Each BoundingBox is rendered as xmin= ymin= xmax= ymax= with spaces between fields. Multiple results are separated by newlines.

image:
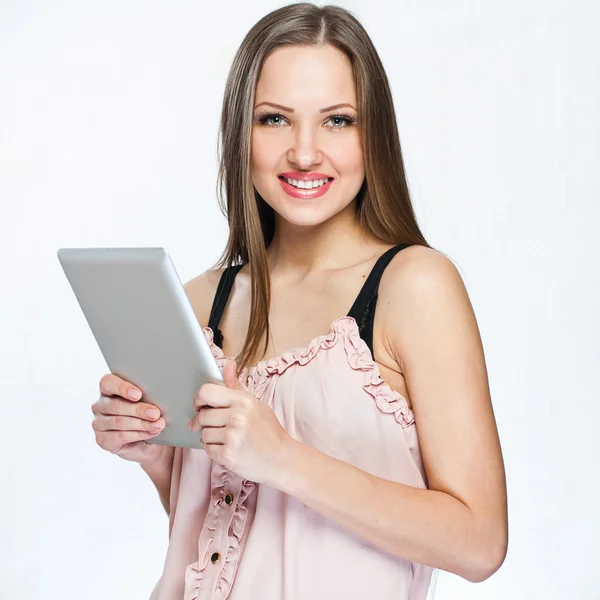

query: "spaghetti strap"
xmin=346 ymin=243 xmax=413 ymax=358
xmin=207 ymin=263 xmax=245 ymax=348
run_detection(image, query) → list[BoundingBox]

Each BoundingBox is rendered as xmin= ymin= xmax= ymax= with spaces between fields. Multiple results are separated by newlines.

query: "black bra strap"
xmin=207 ymin=263 xmax=245 ymax=348
xmin=346 ymin=243 xmax=412 ymax=356
xmin=207 ymin=244 xmax=412 ymax=353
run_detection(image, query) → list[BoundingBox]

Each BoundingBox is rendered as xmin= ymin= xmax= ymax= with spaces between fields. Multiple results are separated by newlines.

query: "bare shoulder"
xmin=183 ymin=267 xmax=226 ymax=328
xmin=378 ymin=245 xmax=474 ymax=370
xmin=380 ymin=244 xmax=463 ymax=296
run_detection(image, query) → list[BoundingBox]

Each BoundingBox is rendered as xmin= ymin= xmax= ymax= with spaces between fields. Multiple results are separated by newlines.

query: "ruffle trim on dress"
xmin=203 ymin=316 xmax=415 ymax=427
xmin=201 ymin=327 xmax=229 ymax=370
xmin=339 ymin=318 xmax=415 ymax=428
xmin=184 ymin=464 xmax=256 ymax=600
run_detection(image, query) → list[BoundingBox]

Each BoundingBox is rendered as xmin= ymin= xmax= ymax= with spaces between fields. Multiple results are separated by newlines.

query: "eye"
xmin=325 ymin=115 xmax=357 ymax=129
xmin=254 ymin=112 xmax=358 ymax=129
xmin=255 ymin=113 xmax=288 ymax=128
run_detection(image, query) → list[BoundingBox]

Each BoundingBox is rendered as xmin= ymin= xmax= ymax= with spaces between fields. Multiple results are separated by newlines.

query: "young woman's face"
xmin=251 ymin=44 xmax=365 ymax=229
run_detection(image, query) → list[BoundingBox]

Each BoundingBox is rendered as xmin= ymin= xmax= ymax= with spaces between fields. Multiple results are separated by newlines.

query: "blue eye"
xmin=254 ymin=113 xmax=357 ymax=129
xmin=257 ymin=114 xmax=286 ymax=127
xmin=327 ymin=115 xmax=356 ymax=128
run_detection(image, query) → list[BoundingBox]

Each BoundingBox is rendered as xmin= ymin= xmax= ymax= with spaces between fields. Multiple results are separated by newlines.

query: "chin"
xmin=271 ymin=200 xmax=350 ymax=229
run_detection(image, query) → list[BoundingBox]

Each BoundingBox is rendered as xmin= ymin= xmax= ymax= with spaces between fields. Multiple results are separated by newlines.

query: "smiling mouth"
xmin=278 ymin=175 xmax=334 ymax=190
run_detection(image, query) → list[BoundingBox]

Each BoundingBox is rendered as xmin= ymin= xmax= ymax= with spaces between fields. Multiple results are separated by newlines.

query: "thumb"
xmin=222 ymin=359 xmax=242 ymax=390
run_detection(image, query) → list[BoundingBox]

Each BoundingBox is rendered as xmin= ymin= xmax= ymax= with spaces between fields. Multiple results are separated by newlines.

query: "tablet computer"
xmin=57 ymin=247 xmax=223 ymax=449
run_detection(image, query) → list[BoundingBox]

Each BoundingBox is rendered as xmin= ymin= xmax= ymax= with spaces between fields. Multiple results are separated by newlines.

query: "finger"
xmin=198 ymin=426 xmax=226 ymax=445
xmin=189 ymin=407 xmax=231 ymax=431
xmin=95 ymin=394 xmax=161 ymax=421
xmin=99 ymin=373 xmax=143 ymax=401
xmin=193 ymin=384 xmax=234 ymax=411
xmin=222 ymin=360 xmax=243 ymax=390
xmin=95 ymin=429 xmax=160 ymax=453
xmin=93 ymin=414 xmax=166 ymax=433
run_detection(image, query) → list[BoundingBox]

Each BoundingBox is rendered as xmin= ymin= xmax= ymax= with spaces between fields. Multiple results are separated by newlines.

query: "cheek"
xmin=330 ymin=134 xmax=364 ymax=175
xmin=251 ymin=132 xmax=282 ymax=179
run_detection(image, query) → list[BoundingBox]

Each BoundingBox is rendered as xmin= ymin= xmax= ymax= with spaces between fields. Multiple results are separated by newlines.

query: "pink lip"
xmin=278 ymin=175 xmax=333 ymax=199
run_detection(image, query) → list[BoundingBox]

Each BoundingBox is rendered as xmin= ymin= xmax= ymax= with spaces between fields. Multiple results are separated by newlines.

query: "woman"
xmin=92 ymin=3 xmax=508 ymax=599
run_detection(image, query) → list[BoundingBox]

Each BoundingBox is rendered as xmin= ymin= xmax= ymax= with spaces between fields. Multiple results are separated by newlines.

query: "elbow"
xmin=463 ymin=536 xmax=508 ymax=583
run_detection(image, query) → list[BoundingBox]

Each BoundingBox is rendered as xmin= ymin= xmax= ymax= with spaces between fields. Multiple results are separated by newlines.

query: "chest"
xmin=217 ymin=270 xmax=413 ymax=411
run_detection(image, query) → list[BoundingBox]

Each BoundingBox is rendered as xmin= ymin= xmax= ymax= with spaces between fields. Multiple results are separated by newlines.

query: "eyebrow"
xmin=254 ymin=101 xmax=357 ymax=113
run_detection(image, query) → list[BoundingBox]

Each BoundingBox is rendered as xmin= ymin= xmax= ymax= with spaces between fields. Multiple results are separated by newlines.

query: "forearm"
xmin=140 ymin=449 xmax=175 ymax=516
xmin=276 ymin=438 xmax=504 ymax=583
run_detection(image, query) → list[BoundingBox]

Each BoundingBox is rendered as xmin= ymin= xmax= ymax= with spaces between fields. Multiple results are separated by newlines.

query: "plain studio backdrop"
xmin=1 ymin=1 xmax=598 ymax=598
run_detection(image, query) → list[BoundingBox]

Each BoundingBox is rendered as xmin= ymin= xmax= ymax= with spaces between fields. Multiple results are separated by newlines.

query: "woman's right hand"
xmin=92 ymin=373 xmax=170 ymax=465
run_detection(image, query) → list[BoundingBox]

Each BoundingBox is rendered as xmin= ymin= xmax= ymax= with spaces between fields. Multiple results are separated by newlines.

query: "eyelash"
xmin=254 ymin=111 xmax=357 ymax=129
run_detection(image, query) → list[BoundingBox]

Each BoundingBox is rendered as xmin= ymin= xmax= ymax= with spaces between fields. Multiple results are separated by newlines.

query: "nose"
xmin=286 ymin=124 xmax=323 ymax=169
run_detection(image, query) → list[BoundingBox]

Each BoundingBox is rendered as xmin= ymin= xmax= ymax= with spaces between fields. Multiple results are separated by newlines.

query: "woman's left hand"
xmin=189 ymin=359 xmax=291 ymax=485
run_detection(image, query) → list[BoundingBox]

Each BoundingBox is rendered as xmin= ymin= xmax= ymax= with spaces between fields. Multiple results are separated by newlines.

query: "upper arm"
xmin=380 ymin=247 xmax=508 ymax=558
xmin=183 ymin=268 xmax=225 ymax=329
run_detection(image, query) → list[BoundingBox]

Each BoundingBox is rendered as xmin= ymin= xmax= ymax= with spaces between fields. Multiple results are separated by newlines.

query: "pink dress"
xmin=150 ymin=245 xmax=437 ymax=600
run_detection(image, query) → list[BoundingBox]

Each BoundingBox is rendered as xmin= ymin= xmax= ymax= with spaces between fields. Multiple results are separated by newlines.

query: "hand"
xmin=189 ymin=359 xmax=291 ymax=485
xmin=92 ymin=373 xmax=171 ymax=466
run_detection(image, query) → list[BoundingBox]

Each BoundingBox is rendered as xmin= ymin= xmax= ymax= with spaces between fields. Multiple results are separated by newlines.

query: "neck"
xmin=266 ymin=201 xmax=380 ymax=277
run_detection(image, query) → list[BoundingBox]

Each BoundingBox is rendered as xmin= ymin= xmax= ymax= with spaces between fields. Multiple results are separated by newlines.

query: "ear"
xmin=222 ymin=359 xmax=242 ymax=390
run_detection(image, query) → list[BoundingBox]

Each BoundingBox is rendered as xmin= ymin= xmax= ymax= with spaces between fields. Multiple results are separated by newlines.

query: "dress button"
xmin=211 ymin=552 xmax=221 ymax=563
xmin=225 ymin=494 xmax=233 ymax=505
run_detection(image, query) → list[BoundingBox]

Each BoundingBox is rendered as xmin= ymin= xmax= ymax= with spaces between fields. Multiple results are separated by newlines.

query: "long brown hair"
xmin=213 ymin=2 xmax=432 ymax=373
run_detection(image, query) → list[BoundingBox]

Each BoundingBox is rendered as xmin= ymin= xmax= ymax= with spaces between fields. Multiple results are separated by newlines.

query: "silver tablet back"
xmin=57 ymin=247 xmax=223 ymax=449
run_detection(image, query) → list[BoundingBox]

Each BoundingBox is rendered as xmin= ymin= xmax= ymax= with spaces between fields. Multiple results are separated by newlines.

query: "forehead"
xmin=255 ymin=44 xmax=356 ymax=108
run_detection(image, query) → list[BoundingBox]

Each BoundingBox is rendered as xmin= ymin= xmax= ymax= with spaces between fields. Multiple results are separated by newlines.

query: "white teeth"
xmin=284 ymin=177 xmax=330 ymax=189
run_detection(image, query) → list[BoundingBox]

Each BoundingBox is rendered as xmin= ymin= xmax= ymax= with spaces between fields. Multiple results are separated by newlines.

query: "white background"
xmin=1 ymin=1 xmax=598 ymax=598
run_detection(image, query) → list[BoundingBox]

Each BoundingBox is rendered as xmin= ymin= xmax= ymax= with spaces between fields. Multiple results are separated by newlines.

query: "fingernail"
xmin=147 ymin=408 xmax=160 ymax=419
xmin=129 ymin=389 xmax=142 ymax=400
xmin=151 ymin=421 xmax=164 ymax=429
